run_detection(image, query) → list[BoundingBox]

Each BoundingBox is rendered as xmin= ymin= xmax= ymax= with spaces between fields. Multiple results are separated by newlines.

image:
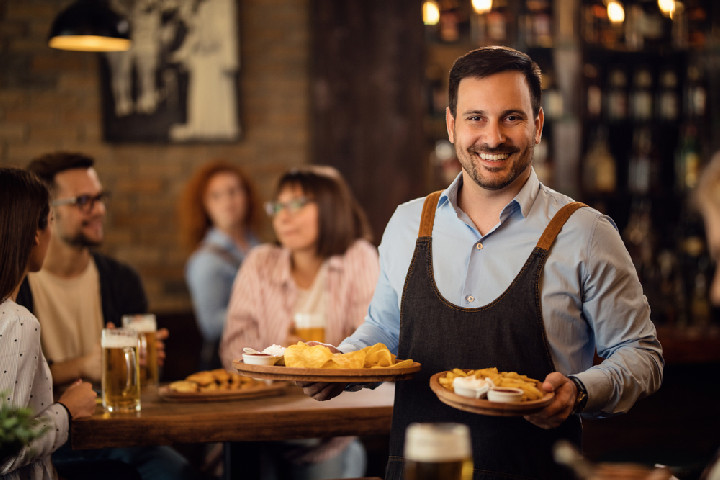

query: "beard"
xmin=56 ymin=212 xmax=104 ymax=248
xmin=456 ymin=140 xmax=534 ymax=191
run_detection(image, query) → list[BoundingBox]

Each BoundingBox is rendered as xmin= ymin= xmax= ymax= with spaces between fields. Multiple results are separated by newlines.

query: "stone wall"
xmin=0 ymin=0 xmax=310 ymax=312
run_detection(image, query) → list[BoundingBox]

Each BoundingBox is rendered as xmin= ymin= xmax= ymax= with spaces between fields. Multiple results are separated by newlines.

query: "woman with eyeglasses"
xmin=0 ymin=168 xmax=141 ymax=480
xmin=179 ymin=160 xmax=263 ymax=371
xmin=220 ymin=165 xmax=379 ymax=480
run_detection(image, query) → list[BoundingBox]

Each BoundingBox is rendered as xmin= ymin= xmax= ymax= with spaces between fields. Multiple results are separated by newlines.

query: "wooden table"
xmin=71 ymin=383 xmax=395 ymax=450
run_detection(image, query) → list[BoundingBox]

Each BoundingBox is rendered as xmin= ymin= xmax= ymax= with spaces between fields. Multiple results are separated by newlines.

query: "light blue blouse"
xmin=185 ymin=228 xmax=259 ymax=342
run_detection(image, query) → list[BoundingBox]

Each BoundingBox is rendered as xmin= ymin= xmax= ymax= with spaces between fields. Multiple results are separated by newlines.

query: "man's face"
xmin=52 ymin=168 xmax=106 ymax=247
xmin=447 ymin=71 xmax=543 ymax=192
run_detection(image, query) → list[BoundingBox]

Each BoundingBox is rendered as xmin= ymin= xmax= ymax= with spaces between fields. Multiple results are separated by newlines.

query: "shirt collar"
xmin=439 ymin=167 xmax=541 ymax=220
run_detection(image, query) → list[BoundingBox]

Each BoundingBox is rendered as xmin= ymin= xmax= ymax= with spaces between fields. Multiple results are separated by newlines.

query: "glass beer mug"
xmin=293 ymin=313 xmax=326 ymax=343
xmin=122 ymin=314 xmax=159 ymax=391
xmin=101 ymin=328 xmax=141 ymax=413
xmin=404 ymin=423 xmax=473 ymax=480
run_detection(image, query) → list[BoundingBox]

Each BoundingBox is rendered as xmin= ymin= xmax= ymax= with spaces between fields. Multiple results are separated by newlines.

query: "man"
xmin=17 ymin=152 xmax=201 ymax=480
xmin=303 ymin=46 xmax=664 ymax=480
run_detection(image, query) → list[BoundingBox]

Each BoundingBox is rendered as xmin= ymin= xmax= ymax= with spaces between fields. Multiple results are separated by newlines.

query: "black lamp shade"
xmin=48 ymin=0 xmax=130 ymax=52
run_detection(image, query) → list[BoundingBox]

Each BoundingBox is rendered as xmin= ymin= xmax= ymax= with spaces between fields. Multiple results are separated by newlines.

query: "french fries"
xmin=439 ymin=367 xmax=544 ymax=401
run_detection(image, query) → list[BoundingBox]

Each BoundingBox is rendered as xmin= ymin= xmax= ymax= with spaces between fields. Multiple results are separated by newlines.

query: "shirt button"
xmin=466 ymin=295 xmax=475 ymax=303
xmin=476 ymin=242 xmax=483 ymax=250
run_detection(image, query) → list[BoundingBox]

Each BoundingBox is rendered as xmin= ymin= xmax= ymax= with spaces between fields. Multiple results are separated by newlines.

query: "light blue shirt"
xmin=185 ymin=228 xmax=259 ymax=342
xmin=341 ymin=169 xmax=664 ymax=418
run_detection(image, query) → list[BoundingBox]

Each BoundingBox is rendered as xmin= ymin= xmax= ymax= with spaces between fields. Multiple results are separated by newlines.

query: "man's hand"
xmin=298 ymin=381 xmax=347 ymax=401
xmin=524 ymin=372 xmax=576 ymax=429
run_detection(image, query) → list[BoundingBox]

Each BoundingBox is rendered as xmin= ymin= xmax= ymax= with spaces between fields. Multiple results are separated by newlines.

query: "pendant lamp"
xmin=48 ymin=0 xmax=130 ymax=52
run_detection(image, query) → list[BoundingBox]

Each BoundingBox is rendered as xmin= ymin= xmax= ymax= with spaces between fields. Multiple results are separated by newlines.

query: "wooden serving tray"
xmin=232 ymin=360 xmax=421 ymax=382
xmin=429 ymin=372 xmax=554 ymax=417
xmin=158 ymin=382 xmax=289 ymax=402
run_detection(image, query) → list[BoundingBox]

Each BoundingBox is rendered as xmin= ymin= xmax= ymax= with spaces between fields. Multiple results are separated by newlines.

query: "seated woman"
xmin=221 ymin=165 xmax=380 ymax=480
xmin=179 ymin=160 xmax=263 ymax=371
xmin=0 ymin=168 xmax=137 ymax=480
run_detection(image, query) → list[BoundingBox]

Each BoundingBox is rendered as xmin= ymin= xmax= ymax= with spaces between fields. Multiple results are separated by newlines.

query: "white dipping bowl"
xmin=487 ymin=386 xmax=524 ymax=403
xmin=452 ymin=376 xmax=490 ymax=399
xmin=242 ymin=353 xmax=280 ymax=366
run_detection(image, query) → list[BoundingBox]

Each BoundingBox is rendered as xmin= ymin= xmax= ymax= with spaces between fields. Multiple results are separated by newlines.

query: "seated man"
xmin=17 ymin=151 xmax=202 ymax=480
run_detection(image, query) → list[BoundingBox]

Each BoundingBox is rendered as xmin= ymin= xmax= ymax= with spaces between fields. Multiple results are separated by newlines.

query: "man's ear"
xmin=446 ymin=106 xmax=456 ymax=144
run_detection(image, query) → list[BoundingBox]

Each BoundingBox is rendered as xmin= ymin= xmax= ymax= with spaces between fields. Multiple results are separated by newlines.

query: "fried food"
xmin=439 ymin=367 xmax=544 ymax=401
xmin=169 ymin=369 xmax=262 ymax=393
xmin=283 ymin=342 xmax=413 ymax=369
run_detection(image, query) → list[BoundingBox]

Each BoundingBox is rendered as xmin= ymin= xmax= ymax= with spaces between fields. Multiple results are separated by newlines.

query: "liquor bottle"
xmin=627 ymin=127 xmax=656 ymax=195
xmin=605 ymin=68 xmax=628 ymax=122
xmin=582 ymin=127 xmax=616 ymax=194
xmin=630 ymin=67 xmax=653 ymax=122
xmin=675 ymin=124 xmax=701 ymax=193
xmin=584 ymin=63 xmax=602 ymax=119
xmin=657 ymin=69 xmax=679 ymax=122
xmin=684 ymin=64 xmax=707 ymax=119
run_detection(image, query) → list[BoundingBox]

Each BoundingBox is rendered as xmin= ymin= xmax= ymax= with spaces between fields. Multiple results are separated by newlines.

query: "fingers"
xmin=298 ymin=382 xmax=346 ymax=401
xmin=524 ymin=373 xmax=576 ymax=429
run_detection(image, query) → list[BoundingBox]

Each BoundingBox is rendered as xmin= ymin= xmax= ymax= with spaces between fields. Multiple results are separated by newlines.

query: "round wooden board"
xmin=158 ymin=382 xmax=289 ymax=402
xmin=232 ymin=360 xmax=421 ymax=382
xmin=429 ymin=372 xmax=554 ymax=416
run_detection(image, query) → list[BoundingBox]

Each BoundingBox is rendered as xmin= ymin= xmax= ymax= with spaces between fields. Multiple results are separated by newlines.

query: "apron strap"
xmin=536 ymin=201 xmax=587 ymax=251
xmin=418 ymin=190 xmax=443 ymax=238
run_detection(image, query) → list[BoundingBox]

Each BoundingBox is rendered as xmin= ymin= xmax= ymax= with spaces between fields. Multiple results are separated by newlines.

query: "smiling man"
xmin=302 ymin=46 xmax=664 ymax=480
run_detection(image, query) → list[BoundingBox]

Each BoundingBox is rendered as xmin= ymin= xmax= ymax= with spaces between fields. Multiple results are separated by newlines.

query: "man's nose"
xmin=482 ymin=121 xmax=506 ymax=148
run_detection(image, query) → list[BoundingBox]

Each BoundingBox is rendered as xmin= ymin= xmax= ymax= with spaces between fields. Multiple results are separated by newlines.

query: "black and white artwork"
xmin=100 ymin=0 xmax=241 ymax=143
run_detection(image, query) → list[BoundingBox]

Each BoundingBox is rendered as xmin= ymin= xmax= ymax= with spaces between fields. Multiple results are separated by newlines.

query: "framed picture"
xmin=100 ymin=0 xmax=241 ymax=143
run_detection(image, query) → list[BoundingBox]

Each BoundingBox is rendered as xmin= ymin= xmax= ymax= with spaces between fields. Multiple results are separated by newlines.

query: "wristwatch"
xmin=568 ymin=375 xmax=588 ymax=414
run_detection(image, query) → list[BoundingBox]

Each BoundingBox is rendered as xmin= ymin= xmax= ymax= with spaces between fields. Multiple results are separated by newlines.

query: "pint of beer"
xmin=101 ymin=328 xmax=141 ymax=413
xmin=404 ymin=423 xmax=473 ymax=480
xmin=122 ymin=314 xmax=159 ymax=390
xmin=293 ymin=313 xmax=326 ymax=342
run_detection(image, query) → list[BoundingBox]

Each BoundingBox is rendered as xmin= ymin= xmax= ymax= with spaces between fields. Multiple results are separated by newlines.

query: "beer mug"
xmin=101 ymin=328 xmax=141 ymax=413
xmin=293 ymin=313 xmax=326 ymax=342
xmin=122 ymin=314 xmax=159 ymax=391
xmin=404 ymin=423 xmax=473 ymax=480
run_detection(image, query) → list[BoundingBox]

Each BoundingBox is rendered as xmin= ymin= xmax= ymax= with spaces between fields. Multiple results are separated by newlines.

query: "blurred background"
xmin=1 ymin=0 xmax=719 ymax=477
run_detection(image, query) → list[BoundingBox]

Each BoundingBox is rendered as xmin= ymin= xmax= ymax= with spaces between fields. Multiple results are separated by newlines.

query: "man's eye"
xmin=75 ymin=195 xmax=92 ymax=206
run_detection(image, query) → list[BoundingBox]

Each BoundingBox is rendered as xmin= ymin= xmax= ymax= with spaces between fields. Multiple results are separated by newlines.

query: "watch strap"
xmin=569 ymin=375 xmax=588 ymax=414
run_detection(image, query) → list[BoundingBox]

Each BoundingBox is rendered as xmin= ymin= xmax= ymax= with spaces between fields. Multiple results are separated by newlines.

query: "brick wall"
xmin=0 ymin=0 xmax=310 ymax=312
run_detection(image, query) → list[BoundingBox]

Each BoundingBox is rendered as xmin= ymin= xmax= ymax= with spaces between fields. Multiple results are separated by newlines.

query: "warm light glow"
xmin=422 ymin=1 xmax=440 ymax=25
xmin=657 ymin=0 xmax=676 ymax=17
xmin=49 ymin=35 xmax=130 ymax=51
xmin=607 ymin=1 xmax=625 ymax=23
xmin=471 ymin=0 xmax=493 ymax=14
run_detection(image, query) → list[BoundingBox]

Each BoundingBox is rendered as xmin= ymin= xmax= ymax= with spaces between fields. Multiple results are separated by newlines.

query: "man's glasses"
xmin=51 ymin=192 xmax=111 ymax=212
xmin=265 ymin=197 xmax=313 ymax=217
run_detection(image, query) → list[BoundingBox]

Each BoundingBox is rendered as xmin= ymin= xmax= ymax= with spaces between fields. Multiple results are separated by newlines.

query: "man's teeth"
xmin=478 ymin=152 xmax=509 ymax=161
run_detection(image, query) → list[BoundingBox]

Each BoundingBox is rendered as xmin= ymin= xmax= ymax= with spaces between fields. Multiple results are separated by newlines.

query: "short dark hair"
xmin=274 ymin=165 xmax=372 ymax=258
xmin=448 ymin=46 xmax=542 ymax=118
xmin=0 ymin=168 xmax=50 ymax=302
xmin=26 ymin=151 xmax=95 ymax=194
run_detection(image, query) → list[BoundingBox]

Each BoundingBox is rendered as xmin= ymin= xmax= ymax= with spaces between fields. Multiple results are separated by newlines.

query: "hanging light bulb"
xmin=607 ymin=1 xmax=625 ymax=24
xmin=423 ymin=1 xmax=440 ymax=26
xmin=48 ymin=0 xmax=130 ymax=52
xmin=472 ymin=0 xmax=493 ymax=14
xmin=657 ymin=0 xmax=676 ymax=17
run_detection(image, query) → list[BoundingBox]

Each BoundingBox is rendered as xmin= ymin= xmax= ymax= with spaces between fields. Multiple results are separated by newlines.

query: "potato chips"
xmin=439 ymin=367 xmax=544 ymax=401
xmin=283 ymin=342 xmax=413 ymax=369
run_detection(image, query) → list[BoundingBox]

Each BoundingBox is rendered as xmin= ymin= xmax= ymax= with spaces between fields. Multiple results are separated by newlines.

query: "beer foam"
xmin=123 ymin=315 xmax=156 ymax=332
xmin=102 ymin=333 xmax=138 ymax=348
xmin=404 ymin=423 xmax=471 ymax=461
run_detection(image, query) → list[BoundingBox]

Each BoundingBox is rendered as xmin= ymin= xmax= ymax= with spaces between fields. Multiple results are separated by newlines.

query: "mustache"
xmin=467 ymin=144 xmax=519 ymax=155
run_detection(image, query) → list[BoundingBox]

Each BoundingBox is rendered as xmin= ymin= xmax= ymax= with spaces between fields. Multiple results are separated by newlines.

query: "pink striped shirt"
xmin=220 ymin=239 xmax=380 ymax=368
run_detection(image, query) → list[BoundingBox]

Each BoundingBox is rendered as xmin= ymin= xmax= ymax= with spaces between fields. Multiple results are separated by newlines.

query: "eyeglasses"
xmin=51 ymin=191 xmax=110 ymax=212
xmin=265 ymin=197 xmax=313 ymax=217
